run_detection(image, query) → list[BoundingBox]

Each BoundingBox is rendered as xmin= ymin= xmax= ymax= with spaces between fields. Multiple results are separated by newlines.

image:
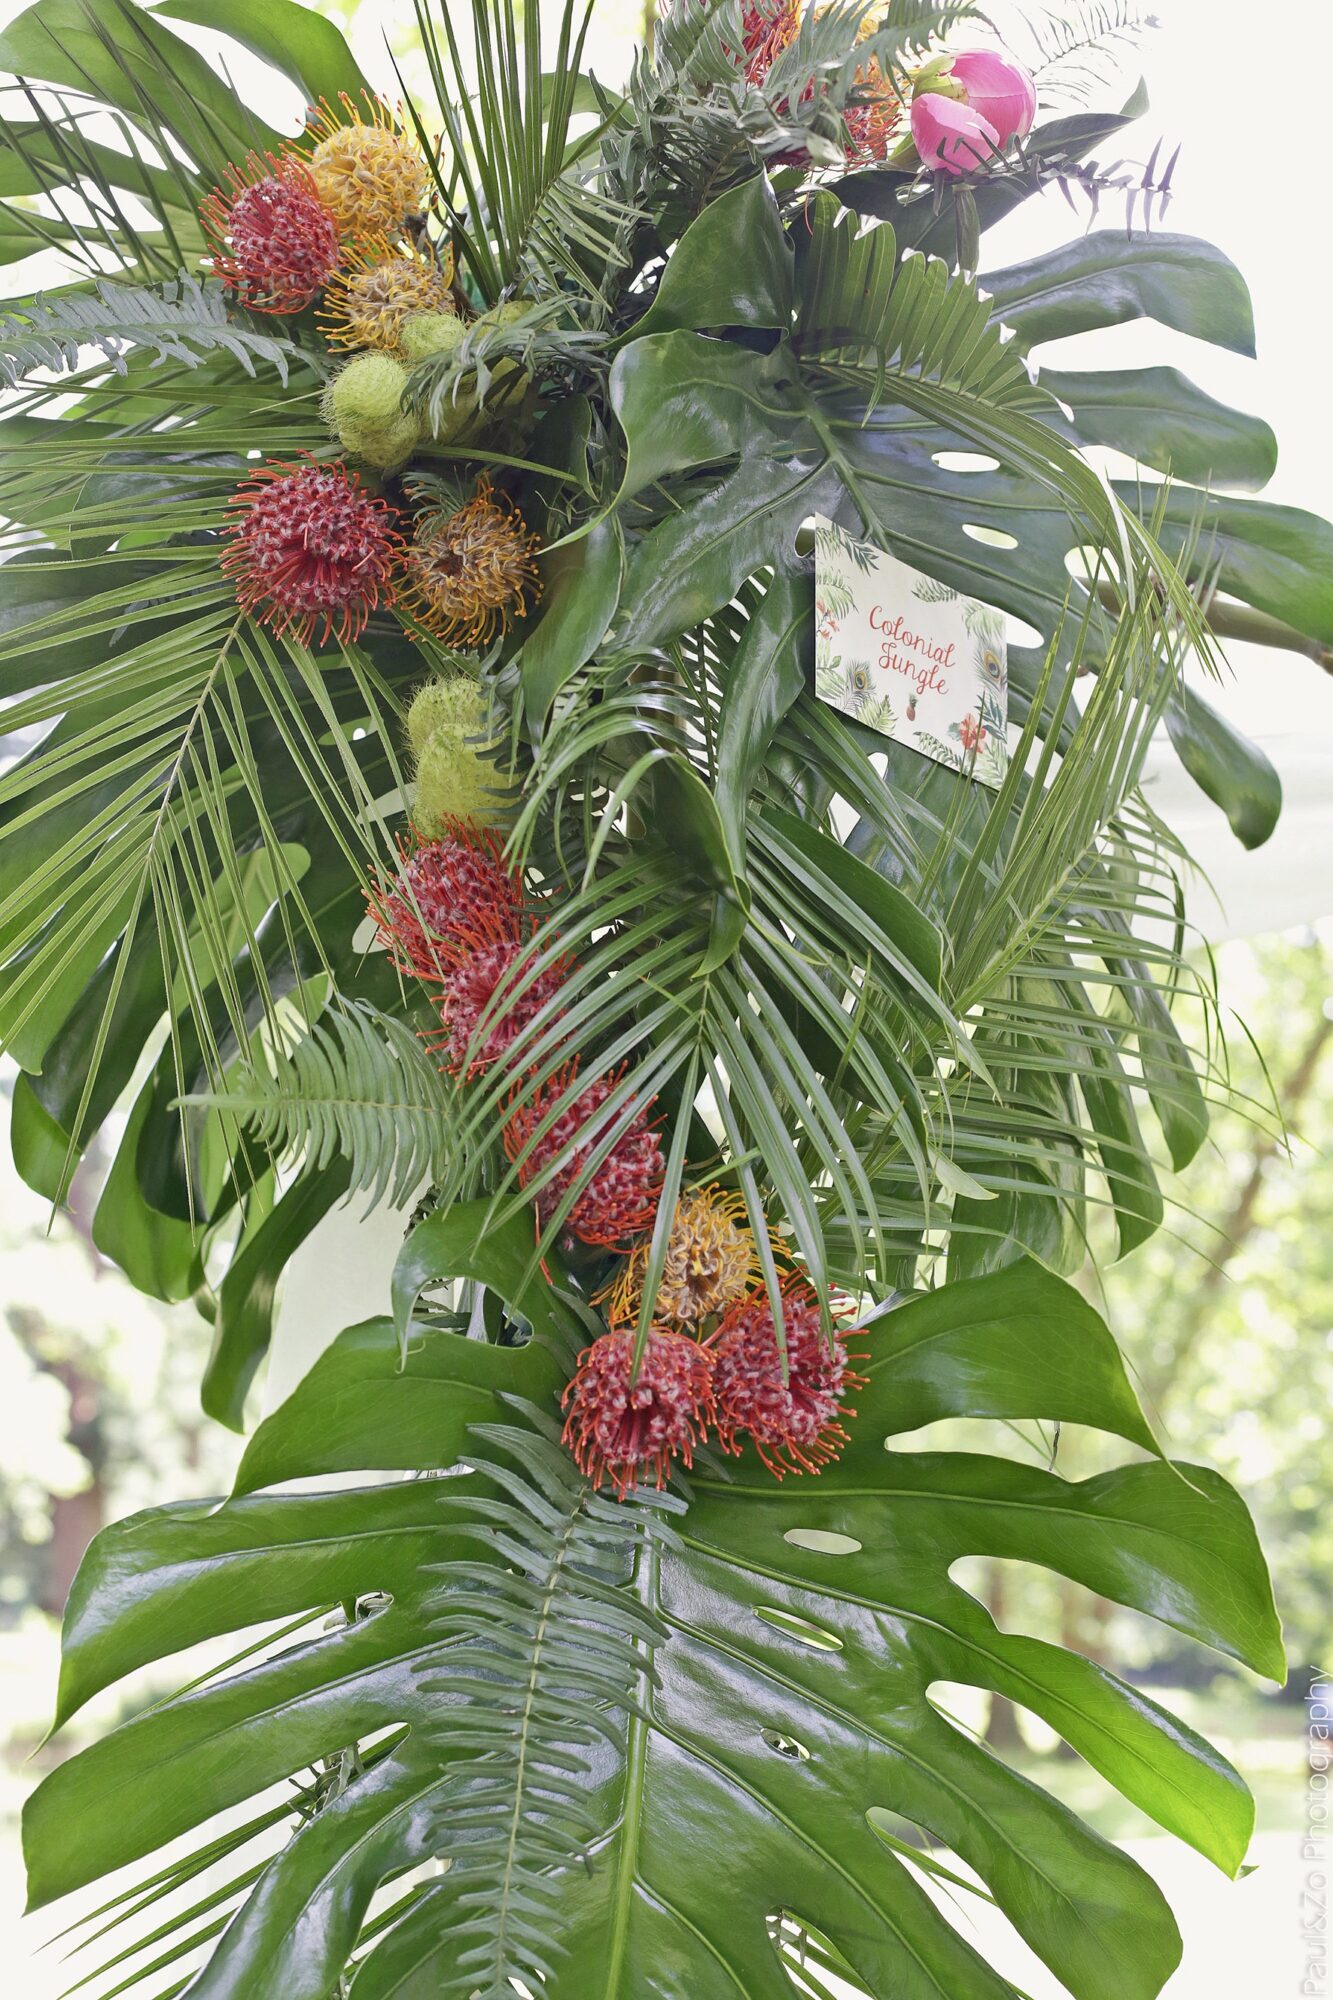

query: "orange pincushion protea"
xmin=504 ymin=1064 xmax=664 ymax=1249
xmin=320 ymin=241 xmax=457 ymax=352
xmin=710 ymin=1284 xmax=865 ymax=1478
xmin=200 ymin=153 xmax=340 ymax=314
xmin=562 ymin=1326 xmax=717 ymax=1497
xmin=304 ymin=93 xmax=431 ymax=244
xmin=223 ymin=459 xmax=401 ymax=646
xmin=606 ymin=1184 xmax=759 ymax=1328
xmin=401 ymin=481 xmax=541 ymax=647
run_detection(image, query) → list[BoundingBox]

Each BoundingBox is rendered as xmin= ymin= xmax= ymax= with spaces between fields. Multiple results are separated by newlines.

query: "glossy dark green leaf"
xmin=762 ymin=804 xmax=943 ymax=989
xmin=623 ymin=173 xmax=793 ymax=341
xmin=52 ymin=1480 xmax=447 ymax=1732
xmin=153 ymin=0 xmax=370 ymax=104
xmin=1164 ymin=679 xmax=1283 ymax=851
xmin=187 ymin=1743 xmax=448 ymax=1999
xmin=714 ymin=570 xmax=811 ymax=864
xmin=620 ymin=449 xmax=829 ymax=651
xmin=982 ymin=231 xmax=1257 ymax=356
xmin=91 ymin=1063 xmax=204 ymax=1302
xmin=868 ymin=1256 xmax=1158 ymax=1450
xmin=389 ymin=1194 xmax=584 ymax=1356
xmin=1045 ymin=365 xmax=1278 ymax=490
xmin=547 ymin=1440 xmax=1278 ymax=2000
xmin=1074 ymin=1015 xmax=1165 ymax=1258
xmin=26 ymin=1602 xmax=428 ymax=1907
xmin=520 ymin=513 xmax=623 ymax=726
xmin=202 ymin=1156 xmax=352 ymax=1433
xmin=610 ymin=330 xmax=794 ymax=505
xmin=236 ymin=1315 xmax=562 ymax=1496
xmin=24 ymin=1238 xmax=1282 ymax=1996
xmin=1142 ymin=485 xmax=1333 ymax=648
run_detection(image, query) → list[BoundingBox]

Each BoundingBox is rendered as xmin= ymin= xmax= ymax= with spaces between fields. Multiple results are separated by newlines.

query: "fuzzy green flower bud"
xmin=325 ymin=352 xmax=422 ymax=471
xmin=399 ymin=311 xmax=469 ymax=365
xmin=406 ymin=675 xmax=511 ymax=837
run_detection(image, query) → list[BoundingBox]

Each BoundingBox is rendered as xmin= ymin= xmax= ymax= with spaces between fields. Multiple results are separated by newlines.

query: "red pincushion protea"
xmin=436 ymin=931 xmax=567 ymax=1075
xmin=738 ymin=0 xmax=800 ymax=82
xmin=711 ymin=1285 xmax=864 ymax=1477
xmin=504 ymin=1064 xmax=664 ymax=1249
xmin=370 ymin=825 xmax=521 ymax=981
xmin=562 ymin=1326 xmax=716 ymax=1497
xmin=223 ymin=459 xmax=402 ymax=646
xmin=200 ymin=153 xmax=340 ymax=314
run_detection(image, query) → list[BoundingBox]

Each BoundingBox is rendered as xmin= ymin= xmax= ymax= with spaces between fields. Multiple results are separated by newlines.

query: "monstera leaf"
xmin=24 ymin=1230 xmax=1281 ymax=2000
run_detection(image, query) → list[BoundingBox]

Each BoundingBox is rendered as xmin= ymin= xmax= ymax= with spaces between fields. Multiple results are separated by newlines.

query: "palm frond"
xmin=408 ymin=0 xmax=637 ymax=308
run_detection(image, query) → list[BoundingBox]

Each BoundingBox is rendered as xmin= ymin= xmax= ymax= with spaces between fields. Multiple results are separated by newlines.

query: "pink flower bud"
xmin=948 ymin=49 xmax=1037 ymax=147
xmin=911 ymin=91 xmax=1002 ymax=176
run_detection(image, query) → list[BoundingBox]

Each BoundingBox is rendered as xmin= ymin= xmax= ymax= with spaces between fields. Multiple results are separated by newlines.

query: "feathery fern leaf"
xmin=0 ymin=274 xmax=316 ymax=387
xmin=185 ymin=1001 xmax=457 ymax=1213
xmin=421 ymin=1424 xmax=682 ymax=1999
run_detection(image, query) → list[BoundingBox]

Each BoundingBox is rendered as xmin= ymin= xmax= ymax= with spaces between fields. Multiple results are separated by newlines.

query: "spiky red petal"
xmin=201 ymin=153 xmax=340 ymax=314
xmin=223 ymin=458 xmax=401 ymax=647
xmin=561 ymin=1326 xmax=716 ymax=1497
xmin=710 ymin=1286 xmax=864 ymax=1478
xmin=370 ymin=826 xmax=521 ymax=982
xmin=504 ymin=1064 xmax=664 ymax=1249
xmin=436 ymin=933 xmax=567 ymax=1075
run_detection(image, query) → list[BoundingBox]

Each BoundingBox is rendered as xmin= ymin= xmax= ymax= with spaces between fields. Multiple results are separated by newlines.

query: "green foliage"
xmin=0 ymin=3 xmax=1318 ymax=1993
xmin=0 ymin=275 xmax=316 ymax=387
xmin=185 ymin=1001 xmax=457 ymax=1213
xmin=22 ymin=1251 xmax=1281 ymax=1997
xmin=419 ymin=1425 xmax=680 ymax=1999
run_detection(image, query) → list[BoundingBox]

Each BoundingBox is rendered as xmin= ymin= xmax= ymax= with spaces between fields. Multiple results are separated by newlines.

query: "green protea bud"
xmin=406 ymin=675 xmax=511 ymax=837
xmin=324 ymin=352 xmax=421 ymax=471
xmin=474 ymin=300 xmax=530 ymax=333
xmin=399 ymin=311 xmax=469 ymax=365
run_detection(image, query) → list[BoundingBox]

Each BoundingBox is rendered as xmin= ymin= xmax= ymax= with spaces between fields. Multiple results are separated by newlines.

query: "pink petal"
xmin=949 ymin=48 xmax=1037 ymax=145
xmin=911 ymin=93 xmax=1003 ymax=177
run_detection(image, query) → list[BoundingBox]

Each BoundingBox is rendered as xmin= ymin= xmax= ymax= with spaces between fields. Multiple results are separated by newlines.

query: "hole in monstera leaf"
xmin=962 ymin=523 xmax=1018 ymax=550
xmin=1064 ymin=543 xmax=1109 ymax=584
xmin=762 ymin=1728 xmax=812 ymax=1761
xmin=1006 ymin=613 xmax=1045 ymax=651
xmin=769 ymin=1908 xmax=870 ymax=1997
xmin=783 ymin=1527 xmax=862 ymax=1556
xmin=755 ymin=1606 xmax=844 ymax=1652
xmin=932 ymin=450 xmax=1000 ymax=474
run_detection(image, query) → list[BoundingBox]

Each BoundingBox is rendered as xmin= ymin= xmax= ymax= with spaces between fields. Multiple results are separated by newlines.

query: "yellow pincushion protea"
xmin=321 ymin=242 xmax=457 ymax=352
xmin=401 ymin=480 xmax=541 ymax=648
xmin=605 ymin=1185 xmax=760 ymax=1327
xmin=304 ymin=93 xmax=431 ymax=244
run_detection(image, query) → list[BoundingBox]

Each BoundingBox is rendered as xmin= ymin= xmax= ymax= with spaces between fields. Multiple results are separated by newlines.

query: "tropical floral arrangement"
xmin=1 ymin=1 xmax=1329 ymax=1994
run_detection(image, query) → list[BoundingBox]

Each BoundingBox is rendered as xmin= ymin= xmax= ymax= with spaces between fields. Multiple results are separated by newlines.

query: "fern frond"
xmin=0 ymin=274 xmax=315 ymax=388
xmin=419 ymin=1424 xmax=682 ymax=1999
xmin=183 ymin=1001 xmax=457 ymax=1211
xmin=1027 ymin=1 xmax=1151 ymax=81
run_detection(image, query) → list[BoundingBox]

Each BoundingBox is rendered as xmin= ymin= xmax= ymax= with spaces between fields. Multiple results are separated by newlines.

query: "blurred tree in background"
xmin=1105 ymin=931 xmax=1333 ymax=1686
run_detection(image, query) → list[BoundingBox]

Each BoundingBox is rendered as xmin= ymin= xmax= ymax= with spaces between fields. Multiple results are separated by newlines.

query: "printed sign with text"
xmin=814 ymin=515 xmax=1009 ymax=789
